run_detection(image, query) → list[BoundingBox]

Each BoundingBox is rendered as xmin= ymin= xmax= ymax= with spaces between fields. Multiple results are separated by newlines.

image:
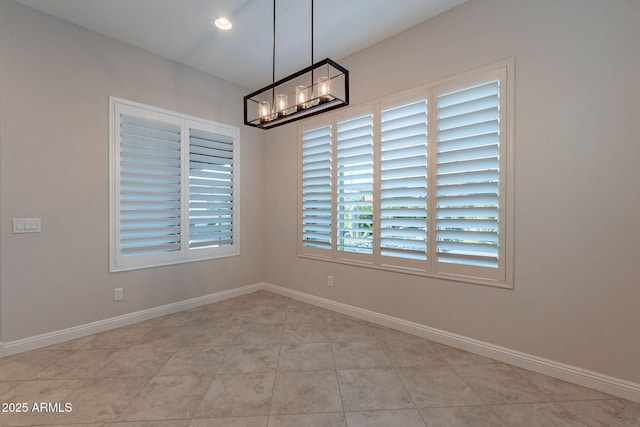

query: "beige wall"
xmin=0 ymin=1 xmax=264 ymax=341
xmin=263 ymin=0 xmax=640 ymax=384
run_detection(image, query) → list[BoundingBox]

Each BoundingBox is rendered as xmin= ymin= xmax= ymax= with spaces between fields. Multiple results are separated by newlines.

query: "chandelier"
xmin=244 ymin=0 xmax=349 ymax=129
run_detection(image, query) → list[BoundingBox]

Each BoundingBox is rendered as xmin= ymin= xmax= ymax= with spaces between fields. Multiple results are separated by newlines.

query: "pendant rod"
xmin=310 ymin=0 xmax=314 ymax=91
xmin=272 ymin=0 xmax=276 ymax=84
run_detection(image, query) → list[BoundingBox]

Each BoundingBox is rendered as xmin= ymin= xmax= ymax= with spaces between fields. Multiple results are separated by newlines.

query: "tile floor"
xmin=1 ymin=290 xmax=639 ymax=426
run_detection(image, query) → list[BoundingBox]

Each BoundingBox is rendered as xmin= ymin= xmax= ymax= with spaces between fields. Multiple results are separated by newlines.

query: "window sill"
xmin=298 ymin=252 xmax=513 ymax=289
xmin=110 ymin=249 xmax=240 ymax=273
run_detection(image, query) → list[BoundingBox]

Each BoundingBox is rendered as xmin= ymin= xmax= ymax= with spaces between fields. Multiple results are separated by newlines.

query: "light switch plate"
xmin=13 ymin=218 xmax=41 ymax=233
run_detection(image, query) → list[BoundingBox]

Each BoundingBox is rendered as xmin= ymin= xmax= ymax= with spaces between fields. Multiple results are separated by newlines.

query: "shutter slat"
xmin=381 ymin=143 xmax=427 ymax=160
xmin=380 ymin=100 xmax=427 ymax=122
xmin=303 ymin=152 xmax=332 ymax=165
xmin=381 ymin=228 xmax=426 ymax=240
xmin=189 ymin=128 xmax=233 ymax=144
xmin=437 ymin=206 xmax=498 ymax=219
xmin=303 ymin=126 xmax=332 ymax=141
xmin=381 ymin=122 xmax=427 ymax=142
xmin=438 ymin=94 xmax=499 ymax=119
xmin=437 ymin=81 xmax=500 ymax=109
xmin=437 ymin=157 xmax=498 ymax=175
xmin=303 ymin=201 xmax=332 ymax=209
xmin=120 ymin=125 xmax=181 ymax=145
xmin=381 ymin=187 xmax=428 ymax=198
xmin=304 ymin=176 xmax=332 ymax=186
xmin=190 ymin=240 xmax=233 ymax=248
xmin=304 ymin=143 xmax=332 ymax=156
xmin=190 ymin=193 xmax=234 ymax=202
xmin=121 ymin=152 xmax=181 ymax=169
xmin=381 ymin=248 xmax=426 ymax=260
xmin=437 ymin=218 xmax=498 ymax=231
xmin=438 ymin=133 xmax=499 ymax=152
xmin=381 ymin=218 xmax=427 ymax=228
xmin=121 ymin=163 xmax=180 ymax=178
xmin=337 ymin=134 xmax=374 ymax=150
xmin=121 ymin=140 xmax=181 ymax=158
xmin=437 ymin=182 xmax=498 ymax=197
xmin=438 ymin=144 xmax=498 ymax=164
xmin=303 ymin=164 xmax=331 ymax=175
xmin=121 ymin=243 xmax=181 ymax=255
xmin=438 ymin=107 xmax=499 ymax=131
xmin=381 ymin=176 xmax=427 ymax=189
xmin=338 ymin=197 xmax=373 ymax=207
xmin=302 ymin=216 xmax=331 ymax=225
xmin=437 ymin=121 xmax=499 ymax=143
xmin=437 ymin=241 xmax=498 ymax=255
xmin=121 ymin=115 xmax=181 ymax=134
xmin=303 ymin=192 xmax=332 ymax=202
xmin=437 ymin=194 xmax=499 ymax=208
xmin=380 ymin=197 xmax=427 ymax=208
xmin=382 ymin=154 xmax=427 ymax=170
xmin=337 ymin=171 xmax=373 ymax=183
xmin=337 ymin=152 xmax=373 ymax=167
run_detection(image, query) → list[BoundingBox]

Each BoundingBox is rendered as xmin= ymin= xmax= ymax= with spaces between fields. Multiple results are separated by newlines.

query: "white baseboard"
xmin=263 ymin=282 xmax=640 ymax=404
xmin=1 ymin=282 xmax=263 ymax=357
xmin=3 ymin=281 xmax=638 ymax=404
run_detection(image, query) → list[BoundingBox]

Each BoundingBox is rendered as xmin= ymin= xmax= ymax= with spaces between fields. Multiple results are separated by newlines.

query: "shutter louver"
xmin=119 ymin=114 xmax=182 ymax=256
xmin=337 ymin=114 xmax=374 ymax=254
xmin=436 ymin=80 xmax=501 ymax=269
xmin=302 ymin=125 xmax=333 ymax=249
xmin=380 ymin=100 xmax=428 ymax=260
xmin=189 ymin=128 xmax=234 ymax=249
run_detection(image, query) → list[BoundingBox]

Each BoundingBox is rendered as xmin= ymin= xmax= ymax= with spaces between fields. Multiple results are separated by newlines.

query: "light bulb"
xmin=318 ymin=77 xmax=330 ymax=103
xmin=276 ymin=94 xmax=288 ymax=117
xmin=259 ymin=101 xmax=271 ymax=123
xmin=296 ymin=86 xmax=308 ymax=111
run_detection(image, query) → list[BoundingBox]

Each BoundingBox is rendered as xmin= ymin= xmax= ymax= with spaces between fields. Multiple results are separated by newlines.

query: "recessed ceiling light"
xmin=213 ymin=17 xmax=232 ymax=31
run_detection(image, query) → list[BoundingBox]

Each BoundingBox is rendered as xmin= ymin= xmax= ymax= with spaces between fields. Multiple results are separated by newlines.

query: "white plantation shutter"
xmin=188 ymin=125 xmax=235 ymax=250
xmin=298 ymin=61 xmax=511 ymax=286
xmin=380 ymin=98 xmax=428 ymax=262
xmin=117 ymin=106 xmax=182 ymax=262
xmin=301 ymin=125 xmax=333 ymax=250
xmin=337 ymin=113 xmax=374 ymax=255
xmin=111 ymin=98 xmax=239 ymax=271
xmin=435 ymin=74 xmax=504 ymax=279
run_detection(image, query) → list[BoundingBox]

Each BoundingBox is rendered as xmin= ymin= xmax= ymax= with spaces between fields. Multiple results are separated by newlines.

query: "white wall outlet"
xmin=327 ymin=275 xmax=334 ymax=287
xmin=113 ymin=288 xmax=124 ymax=301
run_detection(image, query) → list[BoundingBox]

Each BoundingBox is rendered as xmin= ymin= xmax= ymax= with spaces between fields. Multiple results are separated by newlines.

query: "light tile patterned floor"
xmin=1 ymin=290 xmax=639 ymax=426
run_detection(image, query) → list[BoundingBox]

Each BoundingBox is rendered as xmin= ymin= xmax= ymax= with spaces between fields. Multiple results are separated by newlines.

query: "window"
xmin=110 ymin=97 xmax=239 ymax=272
xmin=299 ymin=61 xmax=513 ymax=287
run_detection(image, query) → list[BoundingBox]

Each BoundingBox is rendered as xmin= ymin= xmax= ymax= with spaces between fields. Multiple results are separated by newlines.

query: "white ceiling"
xmin=14 ymin=0 xmax=467 ymax=90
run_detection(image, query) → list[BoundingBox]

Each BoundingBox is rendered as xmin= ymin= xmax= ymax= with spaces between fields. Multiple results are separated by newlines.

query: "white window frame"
xmin=109 ymin=97 xmax=240 ymax=272
xmin=298 ymin=60 xmax=514 ymax=288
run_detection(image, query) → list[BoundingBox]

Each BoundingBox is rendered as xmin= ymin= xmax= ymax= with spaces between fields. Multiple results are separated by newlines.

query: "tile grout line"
xmin=325 ymin=308 xmax=348 ymax=426
xmin=372 ymin=327 xmax=425 ymax=425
